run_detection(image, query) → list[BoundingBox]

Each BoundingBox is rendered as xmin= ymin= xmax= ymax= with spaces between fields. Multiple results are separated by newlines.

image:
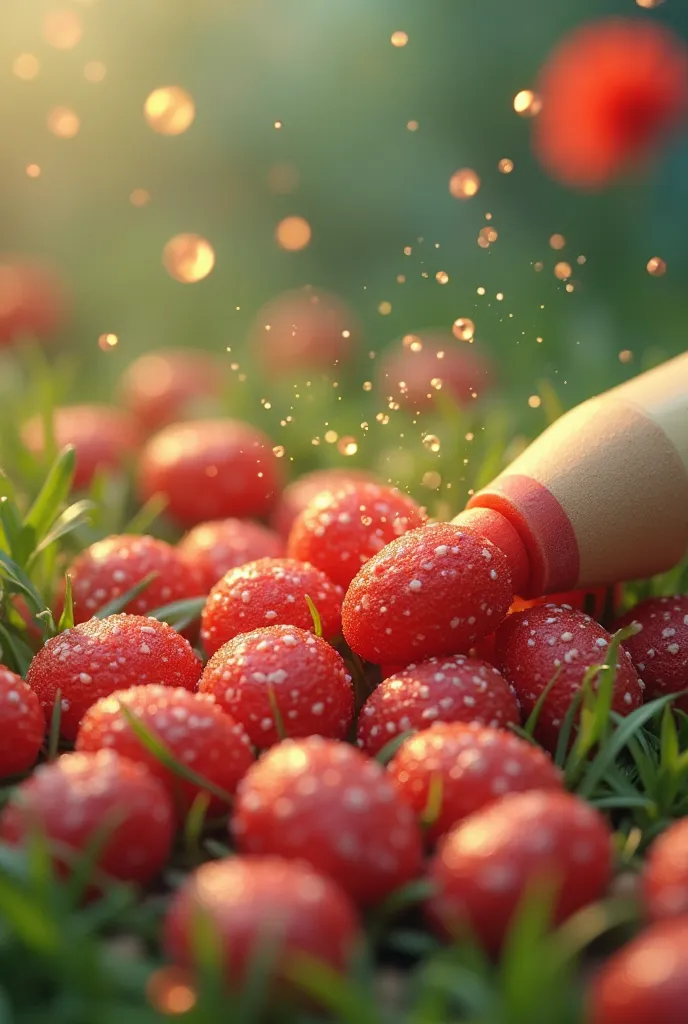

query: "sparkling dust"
xmin=647 ymin=257 xmax=667 ymax=276
xmin=402 ymin=334 xmax=422 ymax=352
xmin=337 ymin=436 xmax=358 ymax=456
xmin=554 ymin=262 xmax=572 ymax=280
xmin=144 ymin=87 xmax=195 ymax=136
xmin=449 ymin=169 xmax=480 ymax=199
xmin=528 ymin=395 xmax=542 ymax=408
xmin=378 ymin=301 xmax=392 ymax=315
xmin=513 ymin=90 xmax=542 ymax=117
xmin=130 ymin=189 xmax=150 ymax=207
xmin=98 ymin=333 xmax=118 ymax=351
xmin=498 ymin=158 xmax=514 ymax=174
xmin=272 ymin=445 xmax=285 ymax=457
xmin=47 ymin=107 xmax=80 ymax=138
xmin=422 ymin=434 xmax=441 ymax=453
xmin=43 ymin=9 xmax=83 ymax=49
xmin=391 ymin=31 xmax=409 ymax=47
xmin=163 ymin=234 xmax=215 ymax=283
xmin=13 ymin=54 xmax=40 ymax=80
xmin=84 ymin=61 xmax=106 ymax=82
xmin=436 ymin=271 xmax=449 ymax=284
xmin=549 ymin=234 xmax=566 ymax=250
xmin=452 ymin=318 xmax=475 ymax=342
xmin=275 ymin=216 xmax=311 ymax=251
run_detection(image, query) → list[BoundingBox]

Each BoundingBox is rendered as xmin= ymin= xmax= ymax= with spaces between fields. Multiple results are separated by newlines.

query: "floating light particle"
xmin=536 ymin=336 xmax=543 ymax=343
xmin=452 ymin=318 xmax=475 ymax=343
xmin=421 ymin=271 xmax=429 ymax=279
xmin=84 ymin=61 xmax=106 ymax=82
xmin=406 ymin=120 xmax=419 ymax=131
xmin=422 ymin=433 xmax=441 ymax=453
xmin=273 ymin=120 xmax=283 ymax=129
xmin=496 ymin=292 xmax=504 ymax=301
xmin=391 ymin=31 xmax=409 ymax=47
xmin=577 ymin=255 xmax=586 ymax=265
xmin=13 ymin=54 xmax=40 ymax=80
xmin=47 ymin=107 xmax=80 ymax=138
xmin=163 ymin=234 xmax=215 ymax=283
xmin=513 ymin=89 xmax=543 ymax=117
xmin=144 ymin=86 xmax=195 ymax=135
xmin=565 ymin=283 xmax=575 ymax=293
xmin=147 ymin=967 xmax=196 ymax=1016
xmin=338 ymin=436 xmax=358 ymax=456
xmin=403 ymin=246 xmax=412 ymax=256
xmin=396 ymin=274 xmax=406 ymax=283
xmin=498 ymin=158 xmax=514 ymax=174
xmin=276 ymin=216 xmax=311 ymax=251
xmin=477 ymin=226 xmax=498 ymax=248
xmin=449 ymin=168 xmax=480 ymax=199
xmin=477 ymin=286 xmax=486 ymax=296
xmin=485 ymin=213 xmax=492 ymax=221
xmin=619 ymin=349 xmax=633 ymax=363
xmin=402 ymin=334 xmax=423 ymax=352
xmin=324 ymin=430 xmax=338 ymax=444
xmin=647 ymin=256 xmax=667 ymax=276
xmin=376 ymin=412 xmax=390 ymax=424
xmin=436 ymin=271 xmax=449 ymax=284
xmin=549 ymin=233 xmax=566 ymax=250
xmin=130 ymin=188 xmax=150 ymax=207
xmin=97 ymin=333 xmax=118 ymax=352
xmin=554 ymin=262 xmax=572 ymax=280
xmin=528 ymin=395 xmax=542 ymax=408
xmin=378 ymin=301 xmax=392 ymax=315
xmin=26 ymin=164 xmax=41 ymax=178
xmin=341 ymin=329 xmax=351 ymax=339
xmin=422 ymin=470 xmax=442 ymax=489
xmin=465 ymin=432 xmax=474 ymax=441
xmin=43 ymin=9 xmax=83 ymax=49
xmin=534 ymin=262 xmax=544 ymax=272
xmin=430 ymin=377 xmax=443 ymax=390
xmin=362 ymin=381 xmax=372 ymax=391
xmin=267 ymin=162 xmax=299 ymax=194
xmin=636 ymin=0 xmax=665 ymax=7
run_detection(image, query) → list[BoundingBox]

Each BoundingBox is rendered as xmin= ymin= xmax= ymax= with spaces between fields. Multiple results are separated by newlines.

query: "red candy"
xmin=138 ymin=419 xmax=283 ymax=527
xmin=199 ymin=625 xmax=353 ymax=748
xmin=643 ymin=818 xmax=688 ymax=921
xmin=26 ymin=614 xmax=202 ymax=740
xmin=342 ymin=523 xmax=513 ymax=664
xmin=615 ymin=595 xmax=688 ymax=711
xmin=357 ymin=654 xmax=519 ymax=757
xmin=232 ymin=737 xmax=424 ymax=906
xmin=178 ymin=518 xmax=285 ymax=593
xmin=427 ymin=790 xmax=613 ymax=952
xmin=76 ymin=685 xmax=254 ymax=816
xmin=287 ymin=482 xmax=427 ymax=589
xmin=495 ymin=604 xmax=643 ymax=753
xmin=0 ymin=666 xmax=45 ymax=778
xmin=200 ymin=557 xmax=343 ymax=657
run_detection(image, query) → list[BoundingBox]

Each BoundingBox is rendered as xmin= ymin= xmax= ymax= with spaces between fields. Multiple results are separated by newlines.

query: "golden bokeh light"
xmin=43 ymin=9 xmax=84 ymax=49
xmin=436 ymin=271 xmax=449 ymax=284
xmin=98 ymin=333 xmax=119 ymax=351
xmin=452 ymin=318 xmax=475 ymax=342
xmin=146 ymin=968 xmax=196 ymax=1016
xmin=619 ymin=350 xmax=633 ymax=363
xmin=378 ymin=301 xmax=392 ymax=315
xmin=423 ymin=434 xmax=441 ymax=452
xmin=449 ymin=168 xmax=480 ymax=199
xmin=130 ymin=188 xmax=151 ymax=207
xmin=337 ymin=436 xmax=358 ymax=456
xmin=646 ymin=256 xmax=667 ymax=277
xmin=407 ymin=120 xmax=419 ymax=131
xmin=144 ymin=87 xmax=196 ymax=136
xmin=528 ymin=395 xmax=542 ymax=408
xmin=636 ymin=0 xmax=665 ymax=7
xmin=13 ymin=54 xmax=40 ymax=81
xmin=391 ymin=31 xmax=409 ymax=47
xmin=554 ymin=262 xmax=572 ymax=280
xmin=513 ymin=89 xmax=543 ymax=117
xmin=163 ymin=234 xmax=215 ymax=283
xmin=84 ymin=61 xmax=107 ymax=82
xmin=549 ymin=234 xmax=566 ymax=250
xmin=275 ymin=216 xmax=311 ymax=251
xmin=26 ymin=164 xmax=41 ymax=178
xmin=498 ymin=158 xmax=514 ymax=174
xmin=47 ymin=107 xmax=81 ymax=138
xmin=402 ymin=334 xmax=422 ymax=352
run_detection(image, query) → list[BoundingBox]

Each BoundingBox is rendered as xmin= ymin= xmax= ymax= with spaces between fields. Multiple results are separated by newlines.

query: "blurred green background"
xmin=1 ymin=0 xmax=687 ymax=510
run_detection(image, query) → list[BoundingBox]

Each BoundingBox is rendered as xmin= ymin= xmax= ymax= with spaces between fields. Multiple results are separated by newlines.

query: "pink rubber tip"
xmin=452 ymin=507 xmax=529 ymax=597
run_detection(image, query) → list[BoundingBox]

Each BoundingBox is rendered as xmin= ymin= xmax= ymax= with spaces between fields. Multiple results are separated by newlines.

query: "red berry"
xmin=0 ymin=258 xmax=67 ymax=346
xmin=76 ymin=685 xmax=254 ymax=816
xmin=137 ymin=419 xmax=283 ymax=527
xmin=26 ymin=614 xmax=202 ymax=740
xmin=495 ymin=604 xmax=643 ymax=753
xmin=252 ymin=288 xmax=359 ymax=374
xmin=164 ymin=856 xmax=360 ymax=985
xmin=0 ymin=750 xmax=174 ymax=886
xmin=118 ymin=348 xmax=222 ymax=434
xmin=178 ymin=519 xmax=285 ymax=593
xmin=587 ymin=917 xmax=688 ymax=1024
xmin=357 ymin=654 xmax=519 ymax=757
xmin=232 ymin=737 xmax=424 ymax=906
xmin=270 ymin=468 xmax=380 ymax=539
xmin=388 ymin=722 xmax=562 ymax=842
xmin=287 ymin=482 xmax=427 ymax=589
xmin=511 ymin=585 xmax=621 ymax=621
xmin=201 ymin=558 xmax=343 ymax=657
xmin=376 ymin=331 xmax=494 ymax=410
xmin=0 ymin=666 xmax=44 ymax=778
xmin=342 ymin=523 xmax=513 ymax=665
xmin=427 ymin=790 xmax=613 ymax=952
xmin=22 ymin=404 xmax=137 ymax=490
xmin=643 ymin=818 xmax=688 ymax=921
xmin=200 ymin=625 xmax=354 ymax=748
xmin=614 ymin=596 xmax=688 ymax=711
xmin=64 ymin=534 xmax=203 ymax=623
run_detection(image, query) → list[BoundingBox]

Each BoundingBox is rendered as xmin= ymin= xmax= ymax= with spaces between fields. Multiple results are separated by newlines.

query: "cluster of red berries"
xmin=3 ymin=396 xmax=688 ymax=1016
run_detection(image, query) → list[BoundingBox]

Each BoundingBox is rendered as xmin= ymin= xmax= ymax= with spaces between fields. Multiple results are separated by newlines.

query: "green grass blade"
xmin=123 ymin=493 xmax=169 ymax=535
xmin=523 ymin=666 xmax=562 ymax=737
xmin=185 ymin=791 xmax=211 ymax=865
xmin=0 ymin=624 xmax=35 ymax=677
xmin=375 ymin=730 xmax=415 ymax=764
xmin=57 ymin=576 xmax=75 ymax=632
xmin=47 ymin=690 xmax=62 ymax=760
xmin=32 ymin=499 xmax=96 ymax=558
xmin=94 ymin=572 xmax=158 ymax=618
xmin=23 ymin=446 xmax=76 ymax=544
xmin=286 ymin=953 xmax=380 ymax=1024
xmin=305 ymin=593 xmax=323 ymax=637
xmin=146 ymin=595 xmax=205 ymax=631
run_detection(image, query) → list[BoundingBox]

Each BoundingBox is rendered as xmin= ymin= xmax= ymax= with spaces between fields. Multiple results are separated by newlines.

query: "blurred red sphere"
xmin=118 ymin=348 xmax=223 ymax=434
xmin=251 ymin=287 xmax=359 ymax=373
xmin=0 ymin=258 xmax=68 ymax=346
xmin=270 ymin=467 xmax=380 ymax=538
xmin=376 ymin=331 xmax=494 ymax=410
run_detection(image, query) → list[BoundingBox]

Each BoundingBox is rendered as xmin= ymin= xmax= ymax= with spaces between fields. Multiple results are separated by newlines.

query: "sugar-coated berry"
xmin=587 ymin=918 xmax=688 ymax=1024
xmin=200 ymin=625 xmax=354 ymax=748
xmin=201 ymin=557 xmax=343 ymax=657
xmin=64 ymin=534 xmax=204 ymax=623
xmin=26 ymin=614 xmax=202 ymax=740
xmin=0 ymin=666 xmax=45 ymax=778
xmin=137 ymin=418 xmax=283 ymax=527
xmin=495 ymin=604 xmax=643 ymax=753
xmin=165 ymin=856 xmax=361 ymax=986
xmin=0 ymin=750 xmax=174 ymax=886
xmin=232 ymin=737 xmax=424 ymax=906
xmin=76 ymin=685 xmax=254 ymax=815
xmin=22 ymin=404 xmax=137 ymax=490
xmin=118 ymin=348 xmax=222 ymax=434
xmin=270 ymin=467 xmax=379 ymax=539
xmin=357 ymin=654 xmax=519 ymax=756
xmin=388 ymin=722 xmax=562 ymax=842
xmin=614 ymin=596 xmax=688 ymax=711
xmin=287 ymin=482 xmax=427 ymax=589
xmin=178 ymin=519 xmax=285 ymax=593
xmin=427 ymin=790 xmax=613 ymax=953
xmin=643 ymin=818 xmax=688 ymax=921
xmin=342 ymin=523 xmax=513 ymax=664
